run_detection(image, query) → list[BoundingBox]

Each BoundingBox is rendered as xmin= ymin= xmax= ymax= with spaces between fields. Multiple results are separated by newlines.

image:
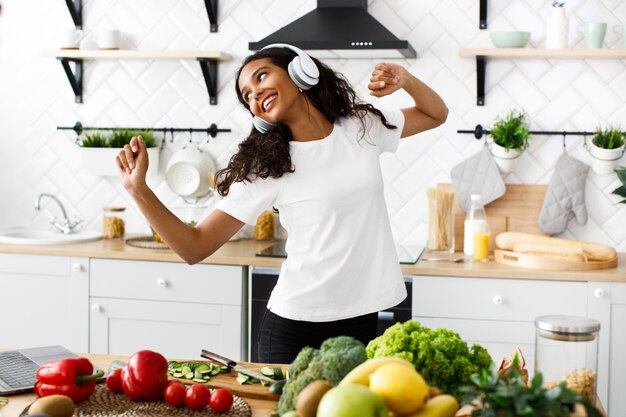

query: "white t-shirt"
xmin=217 ymin=109 xmax=407 ymax=321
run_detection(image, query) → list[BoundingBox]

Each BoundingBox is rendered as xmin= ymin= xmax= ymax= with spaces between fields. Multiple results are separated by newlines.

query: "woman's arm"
xmin=368 ymin=63 xmax=448 ymax=138
xmin=116 ymin=136 xmax=244 ymax=264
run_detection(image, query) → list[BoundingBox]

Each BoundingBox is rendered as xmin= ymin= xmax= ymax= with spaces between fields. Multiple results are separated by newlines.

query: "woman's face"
xmin=238 ymin=58 xmax=301 ymax=124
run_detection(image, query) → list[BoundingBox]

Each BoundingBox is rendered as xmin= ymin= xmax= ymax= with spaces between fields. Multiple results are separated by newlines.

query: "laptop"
xmin=0 ymin=345 xmax=96 ymax=395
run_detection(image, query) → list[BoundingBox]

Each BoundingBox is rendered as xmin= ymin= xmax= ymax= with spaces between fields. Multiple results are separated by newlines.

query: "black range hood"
xmin=249 ymin=0 xmax=416 ymax=59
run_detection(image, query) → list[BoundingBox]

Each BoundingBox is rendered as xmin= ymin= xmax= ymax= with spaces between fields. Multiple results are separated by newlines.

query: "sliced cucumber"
xmin=272 ymin=367 xmax=284 ymax=380
xmin=172 ymin=372 xmax=183 ymax=378
xmin=184 ymin=372 xmax=194 ymax=379
xmin=236 ymin=374 xmax=250 ymax=385
xmin=260 ymin=366 xmax=274 ymax=377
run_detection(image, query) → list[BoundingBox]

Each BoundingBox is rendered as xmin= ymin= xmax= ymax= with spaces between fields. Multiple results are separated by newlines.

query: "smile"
xmin=262 ymin=94 xmax=277 ymax=112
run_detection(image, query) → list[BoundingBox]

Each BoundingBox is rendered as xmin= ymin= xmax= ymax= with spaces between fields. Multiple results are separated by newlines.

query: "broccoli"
xmin=366 ymin=320 xmax=493 ymax=400
xmin=275 ymin=336 xmax=367 ymax=416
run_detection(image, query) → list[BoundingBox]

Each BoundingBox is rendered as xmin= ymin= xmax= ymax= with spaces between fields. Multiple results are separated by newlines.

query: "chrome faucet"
xmin=34 ymin=193 xmax=82 ymax=234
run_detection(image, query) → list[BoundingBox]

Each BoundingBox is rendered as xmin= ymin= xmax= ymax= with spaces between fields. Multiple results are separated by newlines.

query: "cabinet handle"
xmin=91 ymin=304 xmax=101 ymax=313
xmin=594 ymin=288 xmax=605 ymax=298
xmin=72 ymin=263 xmax=83 ymax=272
xmin=492 ymin=295 xmax=503 ymax=305
xmin=157 ymin=279 xmax=168 ymax=288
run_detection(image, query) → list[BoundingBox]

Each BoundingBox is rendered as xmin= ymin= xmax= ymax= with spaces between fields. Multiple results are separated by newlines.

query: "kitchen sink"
xmin=0 ymin=227 xmax=102 ymax=245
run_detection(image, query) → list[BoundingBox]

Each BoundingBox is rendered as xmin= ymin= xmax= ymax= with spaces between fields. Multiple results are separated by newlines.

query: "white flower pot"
xmin=489 ymin=141 xmax=523 ymax=175
xmin=79 ymin=147 xmax=160 ymax=176
xmin=588 ymin=142 xmax=625 ymax=175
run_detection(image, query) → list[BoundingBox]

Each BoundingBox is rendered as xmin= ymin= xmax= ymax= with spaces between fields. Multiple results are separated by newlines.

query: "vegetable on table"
xmin=27 ymin=394 xmax=75 ymax=417
xmin=105 ymin=368 xmax=123 ymax=393
xmin=163 ymin=381 xmax=187 ymax=407
xmin=209 ymin=387 xmax=234 ymax=413
xmin=276 ymin=335 xmax=368 ymax=416
xmin=185 ymin=383 xmax=211 ymax=410
xmin=365 ymin=320 xmax=492 ymax=400
xmin=121 ymin=350 xmax=168 ymax=401
xmin=34 ymin=357 xmax=104 ymax=403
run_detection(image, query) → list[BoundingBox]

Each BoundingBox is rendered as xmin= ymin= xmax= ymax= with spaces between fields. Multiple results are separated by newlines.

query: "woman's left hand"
xmin=368 ymin=63 xmax=411 ymax=97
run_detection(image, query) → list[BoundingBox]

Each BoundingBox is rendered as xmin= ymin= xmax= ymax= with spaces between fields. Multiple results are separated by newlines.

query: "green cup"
xmin=580 ymin=22 xmax=607 ymax=48
xmin=614 ymin=24 xmax=626 ymax=48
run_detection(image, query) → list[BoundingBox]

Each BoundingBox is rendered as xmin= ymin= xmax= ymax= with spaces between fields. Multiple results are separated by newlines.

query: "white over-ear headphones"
xmin=252 ymin=44 xmax=319 ymax=134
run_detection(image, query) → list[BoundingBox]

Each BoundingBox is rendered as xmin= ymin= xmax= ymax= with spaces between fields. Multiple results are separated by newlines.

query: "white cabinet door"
xmin=89 ymin=259 xmax=245 ymax=360
xmin=0 ymin=253 xmax=89 ymax=351
xmin=588 ymin=282 xmax=626 ymax=417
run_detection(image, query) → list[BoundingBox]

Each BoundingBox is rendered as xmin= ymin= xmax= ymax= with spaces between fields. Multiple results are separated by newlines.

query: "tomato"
xmin=106 ymin=368 xmax=123 ymax=393
xmin=185 ymin=383 xmax=210 ymax=410
xmin=209 ymin=388 xmax=234 ymax=413
xmin=163 ymin=381 xmax=186 ymax=407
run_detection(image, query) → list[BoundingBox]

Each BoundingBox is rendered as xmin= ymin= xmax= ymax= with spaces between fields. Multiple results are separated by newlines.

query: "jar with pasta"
xmin=254 ymin=210 xmax=274 ymax=241
xmin=102 ymin=207 xmax=126 ymax=239
xmin=426 ymin=188 xmax=455 ymax=253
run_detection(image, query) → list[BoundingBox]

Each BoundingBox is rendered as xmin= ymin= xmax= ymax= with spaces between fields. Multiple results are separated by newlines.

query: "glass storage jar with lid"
xmin=102 ymin=207 xmax=126 ymax=239
xmin=534 ymin=315 xmax=600 ymax=403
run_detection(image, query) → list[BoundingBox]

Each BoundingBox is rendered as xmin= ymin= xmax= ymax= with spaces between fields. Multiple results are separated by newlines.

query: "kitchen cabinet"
xmin=0 ymin=253 xmax=89 ymax=352
xmin=411 ymin=275 xmax=588 ymax=376
xmin=458 ymin=48 xmax=626 ymax=105
xmin=587 ymin=281 xmax=626 ymax=417
xmin=89 ymin=259 xmax=246 ymax=360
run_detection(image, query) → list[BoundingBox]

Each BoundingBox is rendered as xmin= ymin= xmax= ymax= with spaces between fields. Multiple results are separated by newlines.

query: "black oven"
xmin=249 ymin=267 xmax=412 ymax=362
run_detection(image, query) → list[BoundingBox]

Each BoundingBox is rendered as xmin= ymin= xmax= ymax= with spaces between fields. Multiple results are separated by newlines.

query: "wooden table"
xmin=0 ymin=353 xmax=277 ymax=417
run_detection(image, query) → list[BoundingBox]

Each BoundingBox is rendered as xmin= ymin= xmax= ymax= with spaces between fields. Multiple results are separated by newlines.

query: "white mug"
xmin=59 ymin=29 xmax=83 ymax=49
xmin=97 ymin=29 xmax=121 ymax=49
xmin=614 ymin=24 xmax=626 ymax=48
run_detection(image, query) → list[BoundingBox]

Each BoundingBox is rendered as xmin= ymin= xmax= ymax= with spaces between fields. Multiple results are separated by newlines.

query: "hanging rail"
xmin=57 ymin=121 xmax=231 ymax=138
xmin=458 ymin=124 xmax=596 ymax=140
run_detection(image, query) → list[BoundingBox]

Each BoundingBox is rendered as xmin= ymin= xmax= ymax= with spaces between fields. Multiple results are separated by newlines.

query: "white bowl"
xmin=490 ymin=31 xmax=531 ymax=48
xmin=165 ymin=144 xmax=216 ymax=198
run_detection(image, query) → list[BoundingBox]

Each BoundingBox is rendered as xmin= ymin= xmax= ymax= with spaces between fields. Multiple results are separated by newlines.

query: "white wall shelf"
xmin=459 ymin=48 xmax=626 ymax=105
xmin=46 ymin=50 xmax=232 ymax=104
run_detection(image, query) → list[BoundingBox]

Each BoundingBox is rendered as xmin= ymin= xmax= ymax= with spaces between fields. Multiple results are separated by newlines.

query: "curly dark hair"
xmin=215 ymin=47 xmax=396 ymax=197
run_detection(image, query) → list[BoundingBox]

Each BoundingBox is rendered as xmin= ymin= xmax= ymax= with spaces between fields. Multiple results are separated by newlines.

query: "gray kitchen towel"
xmin=538 ymin=154 xmax=589 ymax=235
xmin=451 ymin=145 xmax=506 ymax=212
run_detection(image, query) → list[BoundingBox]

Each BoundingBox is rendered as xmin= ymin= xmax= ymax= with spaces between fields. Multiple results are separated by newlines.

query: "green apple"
xmin=316 ymin=384 xmax=388 ymax=417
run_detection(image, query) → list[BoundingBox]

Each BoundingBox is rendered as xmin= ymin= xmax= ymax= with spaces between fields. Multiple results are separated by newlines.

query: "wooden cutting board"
xmin=171 ymin=361 xmax=286 ymax=401
xmin=494 ymin=249 xmax=618 ymax=271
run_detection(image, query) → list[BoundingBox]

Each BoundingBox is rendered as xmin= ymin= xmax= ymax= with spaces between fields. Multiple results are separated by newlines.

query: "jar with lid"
xmin=534 ymin=315 xmax=600 ymax=402
xmin=254 ymin=210 xmax=274 ymax=241
xmin=102 ymin=207 xmax=126 ymax=239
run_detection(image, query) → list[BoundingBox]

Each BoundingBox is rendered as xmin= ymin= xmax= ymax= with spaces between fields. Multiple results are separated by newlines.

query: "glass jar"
xmin=102 ymin=207 xmax=126 ymax=239
xmin=426 ymin=188 xmax=455 ymax=253
xmin=534 ymin=315 xmax=600 ymax=402
xmin=254 ymin=210 xmax=274 ymax=241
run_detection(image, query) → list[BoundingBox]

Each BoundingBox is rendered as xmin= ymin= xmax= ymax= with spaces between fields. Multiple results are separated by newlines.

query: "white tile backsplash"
xmin=0 ymin=0 xmax=625 ymax=249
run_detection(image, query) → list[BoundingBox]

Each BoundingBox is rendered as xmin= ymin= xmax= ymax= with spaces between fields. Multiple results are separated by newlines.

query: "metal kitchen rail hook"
xmin=57 ymin=121 xmax=231 ymax=140
xmin=457 ymin=124 xmax=597 ymax=140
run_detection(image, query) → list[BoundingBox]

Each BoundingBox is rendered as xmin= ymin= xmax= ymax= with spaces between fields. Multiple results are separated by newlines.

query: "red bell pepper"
xmin=121 ymin=350 xmax=168 ymax=401
xmin=34 ymin=357 xmax=104 ymax=403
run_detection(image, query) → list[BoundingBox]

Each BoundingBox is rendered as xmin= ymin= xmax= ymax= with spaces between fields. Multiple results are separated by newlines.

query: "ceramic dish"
xmin=490 ymin=31 xmax=531 ymax=48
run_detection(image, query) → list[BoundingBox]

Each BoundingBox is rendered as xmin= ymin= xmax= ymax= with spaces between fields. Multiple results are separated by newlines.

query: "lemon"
xmin=368 ymin=363 xmax=429 ymax=415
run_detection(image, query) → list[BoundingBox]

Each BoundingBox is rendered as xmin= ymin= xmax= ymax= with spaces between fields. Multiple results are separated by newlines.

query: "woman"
xmin=116 ymin=44 xmax=448 ymax=363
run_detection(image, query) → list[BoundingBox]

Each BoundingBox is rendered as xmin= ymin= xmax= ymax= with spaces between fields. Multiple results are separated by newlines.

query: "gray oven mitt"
xmin=538 ymin=154 xmax=589 ymax=235
xmin=451 ymin=145 xmax=506 ymax=212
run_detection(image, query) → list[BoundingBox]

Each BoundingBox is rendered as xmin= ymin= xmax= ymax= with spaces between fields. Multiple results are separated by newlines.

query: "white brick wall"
xmin=0 ymin=0 xmax=624 ymax=250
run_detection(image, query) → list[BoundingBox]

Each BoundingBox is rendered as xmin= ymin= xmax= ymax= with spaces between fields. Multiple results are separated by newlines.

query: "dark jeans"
xmin=257 ymin=309 xmax=378 ymax=364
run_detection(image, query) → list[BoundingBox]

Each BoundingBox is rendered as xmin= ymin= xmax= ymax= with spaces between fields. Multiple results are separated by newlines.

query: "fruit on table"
xmin=34 ymin=357 xmax=103 ymax=403
xmin=106 ymin=368 xmax=123 ymax=393
xmin=28 ymin=394 xmax=75 ymax=417
xmin=404 ymin=394 xmax=459 ymax=417
xmin=368 ymin=363 xmax=429 ymax=415
xmin=296 ymin=379 xmax=333 ymax=417
xmin=209 ymin=387 xmax=234 ymax=413
xmin=121 ymin=350 xmax=169 ymax=401
xmin=340 ymin=356 xmax=415 ymax=386
xmin=163 ymin=381 xmax=187 ymax=407
xmin=185 ymin=383 xmax=211 ymax=410
xmin=316 ymin=384 xmax=388 ymax=417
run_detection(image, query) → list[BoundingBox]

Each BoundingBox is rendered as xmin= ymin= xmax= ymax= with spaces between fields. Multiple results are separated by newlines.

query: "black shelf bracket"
xmin=197 ymin=58 xmax=219 ymax=105
xmin=58 ymin=57 xmax=83 ymax=103
xmin=479 ymin=0 xmax=487 ymax=29
xmin=64 ymin=0 xmax=82 ymax=29
xmin=476 ymin=55 xmax=486 ymax=106
xmin=204 ymin=0 xmax=218 ymax=32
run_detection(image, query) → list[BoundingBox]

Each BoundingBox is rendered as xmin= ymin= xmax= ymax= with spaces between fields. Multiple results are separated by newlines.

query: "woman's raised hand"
xmin=368 ymin=63 xmax=410 ymax=98
xmin=116 ymin=135 xmax=149 ymax=190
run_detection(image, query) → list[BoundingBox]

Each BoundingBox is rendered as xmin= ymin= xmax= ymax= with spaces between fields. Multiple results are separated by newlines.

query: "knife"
xmin=200 ymin=349 xmax=276 ymax=384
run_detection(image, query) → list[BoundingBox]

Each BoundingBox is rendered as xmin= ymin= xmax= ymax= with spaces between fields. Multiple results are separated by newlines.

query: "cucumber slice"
xmin=199 ymin=369 xmax=212 ymax=375
xmin=260 ymin=380 xmax=270 ymax=386
xmin=260 ymin=367 xmax=274 ymax=377
xmin=184 ymin=372 xmax=194 ymax=379
xmin=210 ymin=369 xmax=220 ymax=376
xmin=181 ymin=366 xmax=192 ymax=375
xmin=195 ymin=363 xmax=209 ymax=372
xmin=219 ymin=366 xmax=230 ymax=373
xmin=272 ymin=367 xmax=284 ymax=380
xmin=192 ymin=378 xmax=207 ymax=383
xmin=172 ymin=372 xmax=184 ymax=378
xmin=236 ymin=375 xmax=249 ymax=385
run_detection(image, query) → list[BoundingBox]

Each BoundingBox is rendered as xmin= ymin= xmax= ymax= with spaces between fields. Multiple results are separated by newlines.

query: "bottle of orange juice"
xmin=473 ymin=222 xmax=490 ymax=261
xmin=464 ymin=194 xmax=487 ymax=257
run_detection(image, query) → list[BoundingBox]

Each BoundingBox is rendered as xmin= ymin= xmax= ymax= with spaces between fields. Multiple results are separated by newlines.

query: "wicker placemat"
xmin=22 ymin=384 xmax=251 ymax=417
xmin=125 ymin=236 xmax=170 ymax=250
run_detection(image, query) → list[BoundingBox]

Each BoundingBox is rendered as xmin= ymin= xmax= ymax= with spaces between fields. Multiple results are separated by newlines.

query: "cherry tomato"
xmin=164 ymin=381 xmax=186 ymax=407
xmin=185 ymin=383 xmax=210 ymax=410
xmin=106 ymin=368 xmax=124 ymax=393
xmin=209 ymin=388 xmax=234 ymax=413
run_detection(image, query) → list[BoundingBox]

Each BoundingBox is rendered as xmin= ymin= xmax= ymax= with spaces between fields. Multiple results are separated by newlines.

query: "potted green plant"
xmin=488 ymin=109 xmax=530 ymax=174
xmin=612 ymin=166 xmax=626 ymax=204
xmin=77 ymin=129 xmax=160 ymax=176
xmin=587 ymin=126 xmax=625 ymax=175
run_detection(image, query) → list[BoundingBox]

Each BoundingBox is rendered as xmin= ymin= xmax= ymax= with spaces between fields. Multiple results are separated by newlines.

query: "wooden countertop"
xmin=1 ymin=237 xmax=625 ymax=282
xmin=0 ymin=353 xmax=276 ymax=417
